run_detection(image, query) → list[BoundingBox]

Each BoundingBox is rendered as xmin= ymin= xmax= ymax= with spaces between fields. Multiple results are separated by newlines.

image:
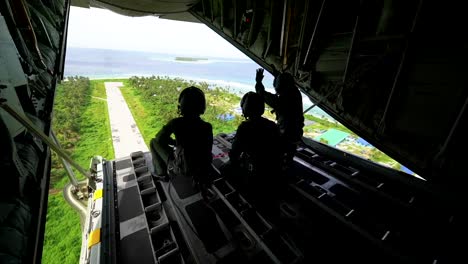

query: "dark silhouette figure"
xmin=229 ymin=92 xmax=282 ymax=221
xmin=255 ymin=68 xmax=304 ymax=164
xmin=150 ymin=86 xmax=213 ymax=187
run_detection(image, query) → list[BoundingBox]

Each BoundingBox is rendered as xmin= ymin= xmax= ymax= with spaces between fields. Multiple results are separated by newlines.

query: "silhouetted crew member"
xmin=255 ymin=68 xmax=304 ymax=163
xmin=229 ymin=92 xmax=282 ymax=220
xmin=150 ymin=86 xmax=213 ymax=187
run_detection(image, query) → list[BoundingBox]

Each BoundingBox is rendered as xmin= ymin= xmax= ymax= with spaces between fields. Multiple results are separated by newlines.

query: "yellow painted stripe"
xmin=88 ymin=229 xmax=101 ymax=248
xmin=93 ymin=189 xmax=103 ymax=201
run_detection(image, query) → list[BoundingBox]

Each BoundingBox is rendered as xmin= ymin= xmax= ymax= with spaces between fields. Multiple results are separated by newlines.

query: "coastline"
xmin=64 ymin=74 xmax=332 ymax=120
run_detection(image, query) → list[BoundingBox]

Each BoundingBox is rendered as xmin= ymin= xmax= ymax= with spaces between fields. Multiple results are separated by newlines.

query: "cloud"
xmin=67 ymin=7 xmax=248 ymax=59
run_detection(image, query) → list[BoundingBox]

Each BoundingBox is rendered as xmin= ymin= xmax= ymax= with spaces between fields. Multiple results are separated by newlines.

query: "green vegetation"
xmin=303 ymin=113 xmax=401 ymax=169
xmin=121 ymin=76 xmax=243 ymax=145
xmin=51 ymin=78 xmax=115 ymax=189
xmin=175 ymin=57 xmax=208 ymax=62
xmin=42 ymin=193 xmax=82 ymax=264
xmin=43 ymin=77 xmax=115 ymax=264
xmin=304 ymin=114 xmax=354 ymax=135
xmin=49 ymin=77 xmax=90 ymax=188
xmin=370 ymin=148 xmax=402 ymax=170
xmin=319 ymin=138 xmax=329 ymax=145
xmin=122 ymin=75 xmax=401 ymax=170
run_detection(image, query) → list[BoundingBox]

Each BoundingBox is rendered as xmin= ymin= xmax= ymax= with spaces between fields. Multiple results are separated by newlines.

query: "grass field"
xmin=42 ymin=193 xmax=82 ymax=264
xmin=43 ymin=78 xmax=114 ymax=264
xmin=52 ymin=79 xmax=115 ymax=189
xmin=121 ymin=77 xmax=243 ymax=144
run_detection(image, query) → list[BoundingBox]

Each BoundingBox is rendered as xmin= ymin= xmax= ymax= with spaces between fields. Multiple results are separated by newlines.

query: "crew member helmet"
xmin=241 ymin=92 xmax=264 ymax=118
xmin=178 ymin=86 xmax=206 ymax=116
xmin=273 ymin=72 xmax=295 ymax=95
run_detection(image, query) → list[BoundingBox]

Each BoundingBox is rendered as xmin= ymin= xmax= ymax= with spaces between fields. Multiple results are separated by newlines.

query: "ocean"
xmin=64 ymin=47 xmax=331 ymax=118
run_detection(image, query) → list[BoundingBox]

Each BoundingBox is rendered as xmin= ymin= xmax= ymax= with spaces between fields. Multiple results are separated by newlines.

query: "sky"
xmin=67 ymin=7 xmax=248 ymax=59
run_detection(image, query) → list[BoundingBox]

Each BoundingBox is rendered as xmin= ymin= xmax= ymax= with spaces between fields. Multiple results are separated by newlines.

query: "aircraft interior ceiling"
xmin=71 ymin=0 xmax=468 ymax=184
xmin=1 ymin=1 xmax=467 ymax=263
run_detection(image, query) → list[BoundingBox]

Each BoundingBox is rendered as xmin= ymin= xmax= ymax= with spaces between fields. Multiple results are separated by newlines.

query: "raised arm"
xmin=255 ymin=68 xmax=279 ymax=110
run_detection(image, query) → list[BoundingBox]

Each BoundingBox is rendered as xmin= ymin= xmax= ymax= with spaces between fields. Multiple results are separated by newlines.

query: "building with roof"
xmin=314 ymin=129 xmax=350 ymax=147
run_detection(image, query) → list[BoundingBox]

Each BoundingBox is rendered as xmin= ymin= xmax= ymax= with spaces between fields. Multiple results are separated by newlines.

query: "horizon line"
xmin=67 ymin=46 xmax=251 ymax=60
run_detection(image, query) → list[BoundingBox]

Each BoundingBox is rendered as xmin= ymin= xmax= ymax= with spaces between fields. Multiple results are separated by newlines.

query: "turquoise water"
xmin=64 ymin=47 xmax=331 ymax=118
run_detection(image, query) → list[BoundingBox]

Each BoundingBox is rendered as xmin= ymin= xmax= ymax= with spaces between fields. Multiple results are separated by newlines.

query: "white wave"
xmin=83 ymin=74 xmax=274 ymax=94
xmin=175 ymin=77 xmax=277 ymax=95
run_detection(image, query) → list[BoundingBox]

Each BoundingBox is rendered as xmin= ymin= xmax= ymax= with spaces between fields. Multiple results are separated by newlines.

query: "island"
xmin=175 ymin=56 xmax=209 ymax=62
